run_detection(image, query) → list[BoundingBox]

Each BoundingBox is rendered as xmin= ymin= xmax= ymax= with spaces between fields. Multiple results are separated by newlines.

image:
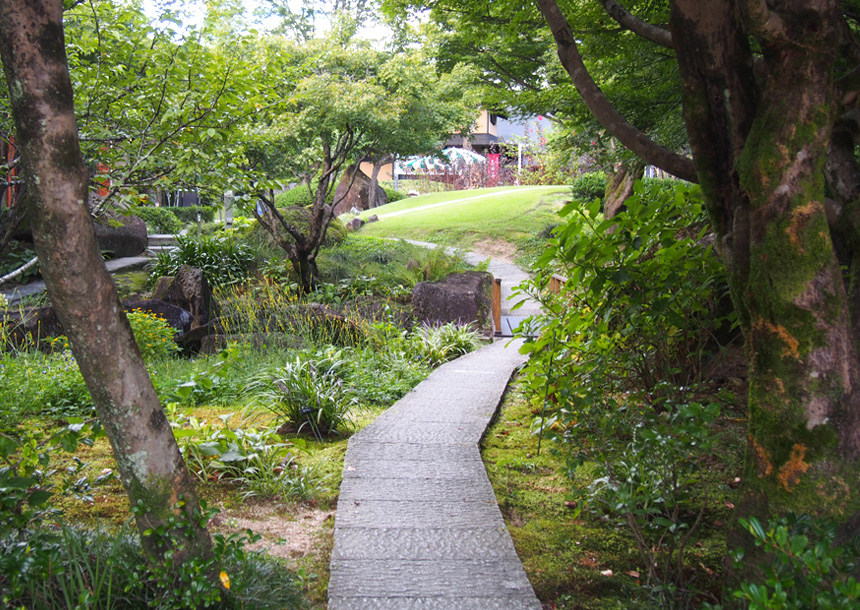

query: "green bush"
xmin=164 ymin=205 xmax=217 ymax=224
xmin=247 ymin=352 xmax=355 ymax=437
xmin=149 ymin=233 xmax=257 ymax=287
xmin=133 ymin=206 xmax=183 ymax=234
xmin=274 ymin=185 xmax=334 ymax=208
xmin=570 ymin=171 xmax=607 ymax=202
xmin=516 ymin=181 xmax=736 ymax=605
xmin=126 ymin=309 xmax=179 ymax=361
xmin=382 ymin=185 xmax=406 ymax=203
xmin=410 ymin=322 xmax=483 ymax=367
xmin=714 ymin=515 xmax=860 ymax=610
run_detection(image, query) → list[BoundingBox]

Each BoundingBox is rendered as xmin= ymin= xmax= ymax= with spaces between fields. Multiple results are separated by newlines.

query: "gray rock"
xmin=93 ymin=212 xmax=148 ymax=258
xmin=150 ymin=265 xmax=215 ymax=330
xmin=412 ymin=271 xmax=494 ymax=334
xmin=347 ymin=217 xmax=366 ymax=232
xmin=367 ymin=214 xmax=379 ymax=223
xmin=123 ymin=299 xmax=194 ymax=337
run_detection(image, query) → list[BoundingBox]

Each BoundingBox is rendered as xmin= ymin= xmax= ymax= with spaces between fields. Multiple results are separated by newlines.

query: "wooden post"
xmin=493 ymin=277 xmax=502 ymax=336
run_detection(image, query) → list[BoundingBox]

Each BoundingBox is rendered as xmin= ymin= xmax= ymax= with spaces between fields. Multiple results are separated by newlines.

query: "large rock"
xmin=93 ymin=212 xmax=147 ymax=258
xmin=332 ymin=166 xmax=387 ymax=216
xmin=123 ymin=299 xmax=194 ymax=337
xmin=412 ymin=271 xmax=494 ymax=334
xmin=150 ymin=265 xmax=216 ymax=330
xmin=1 ymin=306 xmax=64 ymax=351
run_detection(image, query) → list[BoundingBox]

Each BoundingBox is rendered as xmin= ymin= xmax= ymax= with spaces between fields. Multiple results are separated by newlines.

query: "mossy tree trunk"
xmin=0 ymin=0 xmax=213 ymax=564
xmin=603 ymin=160 xmax=644 ymax=219
xmin=538 ymin=0 xmax=860 ymax=593
xmin=671 ymin=0 xmax=860 ymax=536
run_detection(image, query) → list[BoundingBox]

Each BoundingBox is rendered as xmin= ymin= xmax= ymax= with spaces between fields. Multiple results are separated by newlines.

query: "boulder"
xmin=346 ymin=217 xmax=365 ymax=232
xmin=412 ymin=271 xmax=494 ymax=334
xmin=1 ymin=306 xmax=64 ymax=351
xmin=150 ymin=265 xmax=216 ymax=330
xmin=123 ymin=299 xmax=195 ymax=337
xmin=367 ymin=214 xmax=379 ymax=223
xmin=93 ymin=212 xmax=147 ymax=258
xmin=332 ymin=166 xmax=387 ymax=215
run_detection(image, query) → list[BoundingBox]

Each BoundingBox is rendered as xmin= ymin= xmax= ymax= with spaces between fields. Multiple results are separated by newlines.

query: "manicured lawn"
xmin=355 ymin=186 xmax=569 ymax=256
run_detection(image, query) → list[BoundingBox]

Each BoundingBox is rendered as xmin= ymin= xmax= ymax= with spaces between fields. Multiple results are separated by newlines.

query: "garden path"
xmin=327 ymin=337 xmax=542 ymax=610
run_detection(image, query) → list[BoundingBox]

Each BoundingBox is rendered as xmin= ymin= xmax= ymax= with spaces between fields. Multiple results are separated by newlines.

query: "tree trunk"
xmin=603 ymin=161 xmax=643 ymax=219
xmin=0 ymin=0 xmax=213 ymax=564
xmin=670 ymin=0 xmax=860 ymax=572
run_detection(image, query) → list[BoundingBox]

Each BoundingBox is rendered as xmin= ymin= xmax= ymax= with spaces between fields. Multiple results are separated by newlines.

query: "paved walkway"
xmin=2 ymin=256 xmax=150 ymax=306
xmin=328 ymin=338 xmax=542 ymax=610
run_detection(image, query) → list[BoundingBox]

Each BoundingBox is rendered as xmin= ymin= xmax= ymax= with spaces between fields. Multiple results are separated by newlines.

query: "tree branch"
xmin=0 ymin=255 xmax=37 ymax=286
xmin=535 ymin=0 xmax=697 ymax=182
xmin=598 ymin=0 xmax=673 ymax=49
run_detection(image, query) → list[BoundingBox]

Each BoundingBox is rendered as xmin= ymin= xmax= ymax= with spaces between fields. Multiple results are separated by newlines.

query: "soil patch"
xmin=470 ymin=238 xmax=517 ymax=264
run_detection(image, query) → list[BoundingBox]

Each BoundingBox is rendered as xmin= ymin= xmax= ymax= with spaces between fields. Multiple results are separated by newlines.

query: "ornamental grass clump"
xmin=247 ymin=353 xmax=354 ymax=437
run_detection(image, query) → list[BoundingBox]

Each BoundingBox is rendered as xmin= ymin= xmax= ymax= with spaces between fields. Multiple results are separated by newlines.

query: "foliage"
xmin=61 ymin=1 xmax=262 ymax=210
xmin=582 ymin=399 xmax=722 ymax=606
xmin=169 ymin=406 xmax=327 ymax=502
xmin=719 ymin=515 xmax=860 ymax=610
xmin=570 ymin=171 xmax=607 ymax=202
xmin=515 ymin=181 xmax=737 ymax=606
xmin=164 ymin=205 xmax=218 ymax=224
xmin=0 ymin=244 xmax=40 ymax=284
xmin=247 ymin=351 xmax=355 ymax=437
xmin=381 ymin=185 xmax=406 ymax=203
xmin=0 ymin=418 xmax=107 ymax=605
xmin=518 ymin=181 xmax=734 ymax=398
xmin=168 ymin=347 xmax=239 ymax=407
xmin=410 ymin=322 xmax=483 ymax=366
xmin=149 ymin=233 xmax=257 ymax=288
xmin=126 ymin=309 xmax=179 ymax=361
xmin=0 ymin=349 xmax=93 ymax=420
xmin=274 ymin=185 xmax=335 ymax=208
xmin=132 ymin=206 xmax=184 ymax=235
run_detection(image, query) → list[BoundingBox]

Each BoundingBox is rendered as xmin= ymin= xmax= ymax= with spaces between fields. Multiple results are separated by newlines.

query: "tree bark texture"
xmin=0 ymin=0 xmax=213 ymax=563
xmin=603 ymin=161 xmax=643 ymax=219
xmin=539 ymin=0 xmax=860 ymax=579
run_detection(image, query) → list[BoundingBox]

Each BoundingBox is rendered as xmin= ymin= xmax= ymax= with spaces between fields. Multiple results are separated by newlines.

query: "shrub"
xmin=247 ymin=352 xmax=355 ymax=437
xmin=133 ymin=206 xmax=184 ymax=234
xmin=570 ymin=171 xmax=607 ymax=202
xmin=274 ymin=185 xmax=334 ymax=208
xmin=515 ymin=181 xmax=737 ymax=606
xmin=164 ymin=205 xmax=217 ymax=224
xmin=410 ymin=322 xmax=483 ymax=367
xmin=149 ymin=233 xmax=257 ymax=287
xmin=382 ymin=185 xmax=406 ymax=203
xmin=126 ymin=308 xmax=179 ymax=361
xmin=0 ymin=243 xmax=40 ymax=284
xmin=713 ymin=515 xmax=860 ymax=610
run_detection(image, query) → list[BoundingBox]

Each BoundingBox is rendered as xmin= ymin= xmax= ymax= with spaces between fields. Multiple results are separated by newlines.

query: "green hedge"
xmin=164 ymin=205 xmax=217 ymax=224
xmin=275 ymin=186 xmax=335 ymax=208
xmin=133 ymin=207 xmax=183 ymax=234
xmin=571 ymin=172 xmax=607 ymax=202
xmin=382 ymin=186 xmax=406 ymax=203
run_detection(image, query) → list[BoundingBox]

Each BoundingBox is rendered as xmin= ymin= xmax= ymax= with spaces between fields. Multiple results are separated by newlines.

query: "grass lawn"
xmin=355 ymin=186 xmax=569 ymax=260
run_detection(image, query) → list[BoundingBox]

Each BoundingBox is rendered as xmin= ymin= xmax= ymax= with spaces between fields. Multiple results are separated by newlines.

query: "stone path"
xmin=328 ymin=338 xmax=542 ymax=610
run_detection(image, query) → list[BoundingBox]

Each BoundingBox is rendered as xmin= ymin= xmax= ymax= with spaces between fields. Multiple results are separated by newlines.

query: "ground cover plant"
xmin=356 ymin=185 xmax=569 ymax=262
xmin=1 ymin=236 xmax=484 ymax=609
